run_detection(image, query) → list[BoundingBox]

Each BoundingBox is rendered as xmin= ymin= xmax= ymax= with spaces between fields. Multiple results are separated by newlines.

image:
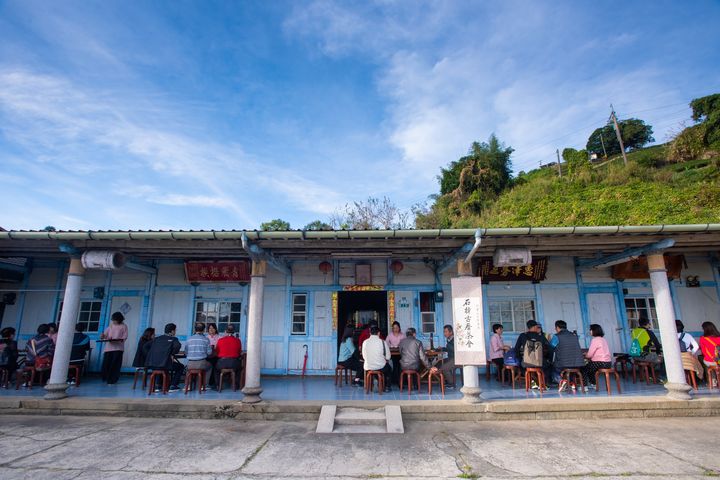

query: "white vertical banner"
xmin=451 ymin=276 xmax=486 ymax=365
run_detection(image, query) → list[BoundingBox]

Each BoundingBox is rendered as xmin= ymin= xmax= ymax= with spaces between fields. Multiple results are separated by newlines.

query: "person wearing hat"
xmin=513 ymin=320 xmax=553 ymax=385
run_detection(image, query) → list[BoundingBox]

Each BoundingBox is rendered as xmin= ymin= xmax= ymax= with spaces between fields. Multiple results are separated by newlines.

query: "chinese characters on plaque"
xmin=451 ymin=276 xmax=486 ymax=365
xmin=184 ymin=261 xmax=251 ymax=283
xmin=477 ymin=257 xmax=547 ymax=283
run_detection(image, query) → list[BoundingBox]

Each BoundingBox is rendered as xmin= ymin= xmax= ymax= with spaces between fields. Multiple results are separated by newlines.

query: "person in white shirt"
xmin=361 ymin=326 xmax=392 ymax=392
xmin=676 ymin=320 xmax=700 ymax=354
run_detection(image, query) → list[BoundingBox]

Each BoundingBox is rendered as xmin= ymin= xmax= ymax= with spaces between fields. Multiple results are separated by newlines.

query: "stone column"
xmin=647 ymin=253 xmax=692 ymax=400
xmin=45 ymin=257 xmax=85 ymax=400
xmin=242 ymin=260 xmax=266 ymax=403
xmin=457 ymin=259 xmax=482 ymax=404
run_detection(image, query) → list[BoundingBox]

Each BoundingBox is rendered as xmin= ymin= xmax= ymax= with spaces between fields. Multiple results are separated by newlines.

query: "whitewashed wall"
xmin=677 ymin=287 xmax=719 ymax=331
xmin=544 ymin=257 xmax=577 ymax=283
xmin=393 ymin=290 xmax=413 ymax=331
xmin=157 ymin=263 xmax=186 ymax=285
xmin=19 ymin=292 xmax=56 ymax=336
xmin=392 ymin=262 xmax=435 ymax=285
xmin=540 ymin=288 xmax=584 ymax=339
xmin=152 ymin=290 xmax=192 ymax=332
xmin=339 ymin=261 xmax=388 ymax=286
xmin=292 ymin=263 xmax=329 ymax=286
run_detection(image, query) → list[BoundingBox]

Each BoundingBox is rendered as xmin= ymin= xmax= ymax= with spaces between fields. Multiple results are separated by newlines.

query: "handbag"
xmin=31 ymin=339 xmax=52 ymax=370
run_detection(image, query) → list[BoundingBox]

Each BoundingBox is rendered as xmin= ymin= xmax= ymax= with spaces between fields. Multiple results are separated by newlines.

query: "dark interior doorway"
xmin=337 ymin=291 xmax=388 ymax=349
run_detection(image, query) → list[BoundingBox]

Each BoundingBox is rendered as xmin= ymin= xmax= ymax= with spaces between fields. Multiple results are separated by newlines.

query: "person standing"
xmin=100 ymin=312 xmax=128 ymax=385
xmin=489 ymin=324 xmax=510 ymax=381
xmin=186 ymin=322 xmax=213 ymax=389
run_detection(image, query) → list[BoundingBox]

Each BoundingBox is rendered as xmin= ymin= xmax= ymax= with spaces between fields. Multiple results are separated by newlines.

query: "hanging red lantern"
xmin=390 ymin=260 xmax=404 ymax=274
xmin=319 ymin=261 xmax=333 ymax=274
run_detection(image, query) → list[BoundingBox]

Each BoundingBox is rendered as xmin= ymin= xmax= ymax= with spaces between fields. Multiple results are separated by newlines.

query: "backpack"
xmin=678 ymin=334 xmax=688 ymax=353
xmin=523 ymin=337 xmax=543 ymax=367
xmin=629 ymin=329 xmax=649 ymax=357
xmin=0 ymin=343 xmax=8 ymax=367
xmin=503 ymin=350 xmax=518 ymax=366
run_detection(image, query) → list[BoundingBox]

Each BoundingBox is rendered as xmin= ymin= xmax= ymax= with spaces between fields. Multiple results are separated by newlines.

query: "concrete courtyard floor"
xmin=0 ymin=414 xmax=718 ymax=479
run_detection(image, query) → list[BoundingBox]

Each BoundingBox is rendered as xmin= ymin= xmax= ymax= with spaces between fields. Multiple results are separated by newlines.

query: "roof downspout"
xmin=464 ymin=228 xmax=482 ymax=264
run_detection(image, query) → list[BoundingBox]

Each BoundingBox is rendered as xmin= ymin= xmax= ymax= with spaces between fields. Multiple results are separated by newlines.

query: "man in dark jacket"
xmin=143 ymin=323 xmax=183 ymax=391
xmin=514 ymin=320 xmax=553 ymax=384
xmin=433 ymin=324 xmax=456 ymax=388
xmin=550 ymin=320 xmax=585 ymax=386
xmin=70 ymin=324 xmax=91 ymax=365
xmin=398 ymin=328 xmax=429 ymax=372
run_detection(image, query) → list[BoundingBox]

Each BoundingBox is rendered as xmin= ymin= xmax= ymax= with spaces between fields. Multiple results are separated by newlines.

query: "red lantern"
xmin=319 ymin=261 xmax=332 ymax=274
xmin=390 ymin=260 xmax=404 ymax=274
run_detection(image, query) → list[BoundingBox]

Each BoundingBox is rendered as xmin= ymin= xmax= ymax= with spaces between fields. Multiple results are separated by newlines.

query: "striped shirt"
xmin=186 ymin=334 xmax=211 ymax=361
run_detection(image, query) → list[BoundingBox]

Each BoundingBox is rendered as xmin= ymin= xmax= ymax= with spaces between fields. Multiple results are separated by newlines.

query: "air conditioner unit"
xmin=493 ymin=248 xmax=532 ymax=267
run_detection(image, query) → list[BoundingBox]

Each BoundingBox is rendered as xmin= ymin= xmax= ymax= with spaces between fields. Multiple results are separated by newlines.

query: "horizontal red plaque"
xmin=184 ymin=261 xmax=251 ymax=283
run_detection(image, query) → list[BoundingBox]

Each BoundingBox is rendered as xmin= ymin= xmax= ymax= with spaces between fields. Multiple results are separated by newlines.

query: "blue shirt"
xmin=338 ymin=337 xmax=355 ymax=362
xmin=186 ymin=334 xmax=211 ymax=361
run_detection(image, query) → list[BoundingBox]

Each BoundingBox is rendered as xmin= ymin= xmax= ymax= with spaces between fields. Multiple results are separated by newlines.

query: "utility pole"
xmin=610 ymin=104 xmax=628 ymax=166
xmin=599 ymin=132 xmax=608 ymax=158
xmin=556 ymin=149 xmax=562 ymax=178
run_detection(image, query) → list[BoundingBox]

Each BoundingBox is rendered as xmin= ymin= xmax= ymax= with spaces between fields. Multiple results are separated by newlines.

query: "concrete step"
xmin=316 ymin=405 xmax=404 ymax=434
xmin=334 ymin=407 xmax=386 ymax=426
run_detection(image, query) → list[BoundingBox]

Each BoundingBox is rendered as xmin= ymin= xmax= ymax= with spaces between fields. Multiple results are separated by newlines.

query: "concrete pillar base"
xmin=665 ymin=382 xmax=692 ymax=400
xmin=44 ymin=383 xmax=69 ymax=400
xmin=241 ymin=386 xmax=263 ymax=404
xmin=460 ymin=386 xmax=482 ymax=404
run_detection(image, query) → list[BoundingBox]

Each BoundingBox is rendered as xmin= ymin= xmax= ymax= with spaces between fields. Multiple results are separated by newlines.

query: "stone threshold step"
xmin=316 ymin=405 xmax=404 ymax=434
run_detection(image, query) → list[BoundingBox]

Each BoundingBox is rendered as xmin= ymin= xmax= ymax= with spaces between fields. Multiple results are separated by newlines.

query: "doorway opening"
xmin=337 ymin=291 xmax=388 ymax=350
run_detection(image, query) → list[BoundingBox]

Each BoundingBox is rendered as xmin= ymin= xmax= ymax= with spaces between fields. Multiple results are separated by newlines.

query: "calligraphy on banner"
xmin=451 ymin=276 xmax=486 ymax=365
xmin=387 ymin=291 xmax=395 ymax=323
xmin=331 ymin=292 xmax=338 ymax=330
xmin=185 ymin=261 xmax=251 ymax=283
xmin=342 ymin=285 xmax=384 ymax=291
xmin=477 ymin=257 xmax=547 ymax=283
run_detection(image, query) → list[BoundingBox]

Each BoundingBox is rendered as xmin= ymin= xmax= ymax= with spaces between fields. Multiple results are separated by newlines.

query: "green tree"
xmin=561 ymin=148 xmax=590 ymax=176
xmin=690 ymin=93 xmax=720 ymax=148
xmin=259 ymin=219 xmax=291 ymax=231
xmin=304 ymin=220 xmax=332 ymax=231
xmin=587 ymin=118 xmax=654 ymax=156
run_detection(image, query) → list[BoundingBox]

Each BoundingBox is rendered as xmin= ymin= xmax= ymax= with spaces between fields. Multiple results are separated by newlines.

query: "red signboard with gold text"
xmin=184 ymin=261 xmax=251 ymax=283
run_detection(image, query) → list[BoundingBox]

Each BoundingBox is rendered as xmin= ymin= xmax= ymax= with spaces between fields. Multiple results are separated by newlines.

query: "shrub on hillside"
xmin=667 ymin=124 xmax=706 ymax=162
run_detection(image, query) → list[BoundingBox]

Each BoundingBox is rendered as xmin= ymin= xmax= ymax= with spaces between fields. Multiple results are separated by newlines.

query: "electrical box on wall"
xmin=493 ymin=248 xmax=532 ymax=267
xmin=435 ymin=291 xmax=444 ymax=303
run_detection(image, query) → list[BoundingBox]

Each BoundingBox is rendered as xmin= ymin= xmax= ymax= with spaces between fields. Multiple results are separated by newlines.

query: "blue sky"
xmin=1 ymin=0 xmax=719 ymax=230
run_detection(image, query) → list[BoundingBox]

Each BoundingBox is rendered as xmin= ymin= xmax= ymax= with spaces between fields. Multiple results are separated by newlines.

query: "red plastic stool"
xmin=524 ymin=367 xmax=546 ymax=393
xmin=596 ymin=368 xmax=622 ymax=395
xmin=68 ymin=364 xmax=83 ymax=387
xmin=428 ymin=370 xmax=445 ymax=396
xmin=184 ymin=369 xmax=206 ymax=394
xmin=218 ymin=369 xmax=237 ymax=392
xmin=148 ymin=370 xmax=169 ymax=395
xmin=399 ymin=370 xmax=420 ymax=395
xmin=364 ymin=370 xmax=385 ymax=394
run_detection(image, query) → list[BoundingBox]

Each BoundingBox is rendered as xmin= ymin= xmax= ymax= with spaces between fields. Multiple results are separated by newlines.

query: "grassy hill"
xmin=454 ymin=145 xmax=720 ymax=228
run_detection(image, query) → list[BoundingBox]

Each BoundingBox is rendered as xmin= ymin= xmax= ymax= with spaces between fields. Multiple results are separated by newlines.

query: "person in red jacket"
xmin=215 ymin=325 xmax=242 ymax=389
xmin=358 ymin=320 xmax=385 ymax=351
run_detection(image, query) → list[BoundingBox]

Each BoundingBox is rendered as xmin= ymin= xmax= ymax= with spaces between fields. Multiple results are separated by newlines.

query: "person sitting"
xmin=69 ymin=323 xmax=91 ymax=377
xmin=581 ymin=324 xmax=612 ymax=390
xmin=26 ymin=323 xmax=54 ymax=369
xmin=132 ymin=327 xmax=155 ymax=370
xmin=551 ymin=320 xmax=585 ymax=388
xmin=47 ymin=322 xmax=58 ymax=345
xmin=489 ymin=323 xmax=510 ymax=381
xmin=631 ymin=316 xmax=662 ymax=362
xmin=699 ymin=321 xmax=720 ymax=370
xmin=398 ymin=327 xmax=429 ymax=372
xmin=361 ymin=326 xmax=392 ymax=392
xmin=338 ymin=326 xmax=363 ymax=385
xmin=143 ymin=322 xmax=183 ymax=392
xmin=358 ymin=320 xmax=385 ymax=351
xmin=677 ymin=320 xmax=700 ymax=355
xmin=185 ymin=322 xmax=213 ymax=389
xmin=513 ymin=320 xmax=552 ymax=385
xmin=215 ymin=325 xmax=242 ymax=389
xmin=0 ymin=327 xmax=19 ymax=383
xmin=386 ymin=321 xmax=405 ymax=386
xmin=205 ymin=323 xmax=221 ymax=387
xmin=677 ymin=320 xmax=704 ymax=382
xmin=433 ymin=324 xmax=457 ymax=389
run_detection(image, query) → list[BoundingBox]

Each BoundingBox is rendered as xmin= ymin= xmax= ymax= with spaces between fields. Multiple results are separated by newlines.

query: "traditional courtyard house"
xmin=1 ymin=224 xmax=719 ymax=401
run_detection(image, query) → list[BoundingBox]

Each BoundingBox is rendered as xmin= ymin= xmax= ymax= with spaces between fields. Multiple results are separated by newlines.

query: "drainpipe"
xmin=464 ymin=229 xmax=482 ymax=264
